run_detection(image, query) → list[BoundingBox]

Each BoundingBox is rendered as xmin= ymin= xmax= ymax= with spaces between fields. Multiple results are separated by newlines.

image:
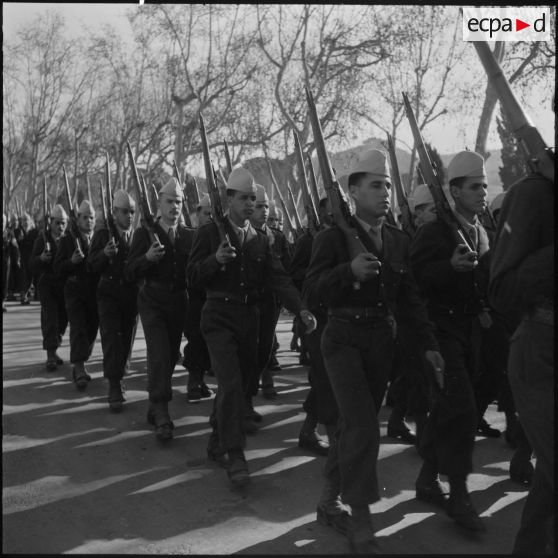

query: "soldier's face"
xmin=350 ymin=174 xmax=392 ymax=218
xmin=21 ymin=215 xmax=31 ymax=230
xmin=50 ymin=218 xmax=67 ymax=238
xmin=159 ymin=194 xmax=182 ymax=224
xmin=228 ymin=191 xmax=255 ymax=222
xmin=250 ymin=201 xmax=269 ymax=228
xmin=114 ymin=206 xmax=135 ymax=230
xmin=415 ymin=203 xmax=437 ymax=227
xmin=197 ymin=207 xmax=212 ymax=227
xmin=451 ymin=177 xmax=487 ymax=215
xmin=78 ymin=211 xmax=95 ymax=233
xmin=318 ymin=200 xmax=333 ymax=227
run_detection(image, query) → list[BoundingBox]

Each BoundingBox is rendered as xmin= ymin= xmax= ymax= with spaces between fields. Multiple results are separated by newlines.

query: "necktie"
xmin=168 ymin=227 xmax=175 ymax=246
xmin=369 ymin=227 xmax=382 ymax=253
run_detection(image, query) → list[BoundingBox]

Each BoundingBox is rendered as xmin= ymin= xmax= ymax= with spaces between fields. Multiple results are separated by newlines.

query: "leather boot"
xmin=316 ymin=479 xmax=350 ymax=535
xmin=447 ymin=477 xmax=485 ymax=531
xmin=415 ymin=460 xmax=448 ymax=508
xmin=46 ymin=349 xmax=57 ymax=372
xmin=152 ymin=401 xmax=173 ymax=441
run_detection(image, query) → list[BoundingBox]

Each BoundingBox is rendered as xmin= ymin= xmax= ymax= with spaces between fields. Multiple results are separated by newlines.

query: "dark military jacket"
xmin=88 ymin=227 xmax=136 ymax=284
xmin=124 ymin=222 xmax=195 ymax=291
xmin=488 ymin=173 xmax=553 ymax=322
xmin=304 ymin=220 xmax=439 ymax=352
xmin=29 ymin=234 xmax=65 ymax=293
xmin=269 ymin=226 xmax=291 ymax=270
xmin=288 ymin=230 xmax=313 ymax=292
xmin=187 ymin=219 xmax=302 ymax=315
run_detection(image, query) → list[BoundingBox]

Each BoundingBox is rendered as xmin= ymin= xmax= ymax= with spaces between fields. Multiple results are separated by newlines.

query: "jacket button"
xmin=355 ymin=315 xmax=360 ymax=319
xmin=377 ymin=303 xmax=382 ymax=307
xmin=240 ymin=283 xmax=244 ymax=287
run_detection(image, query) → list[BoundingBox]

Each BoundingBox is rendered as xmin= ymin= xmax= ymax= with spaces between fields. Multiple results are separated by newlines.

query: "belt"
xmin=328 ymin=305 xmax=388 ymax=322
xmin=527 ymin=306 xmax=554 ymax=326
xmin=206 ymin=291 xmax=258 ymax=305
xmin=430 ymin=301 xmax=480 ymax=317
xmin=101 ymin=275 xmax=131 ymax=286
xmin=145 ymin=280 xmax=185 ymax=292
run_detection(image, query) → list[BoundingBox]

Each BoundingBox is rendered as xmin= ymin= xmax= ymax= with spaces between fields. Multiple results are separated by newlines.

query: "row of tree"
xmin=3 ymin=5 xmax=555 ymax=218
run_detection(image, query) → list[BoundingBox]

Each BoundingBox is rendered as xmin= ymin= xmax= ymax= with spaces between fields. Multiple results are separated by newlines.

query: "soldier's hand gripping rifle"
xmin=472 ymin=40 xmax=553 ymax=183
xmin=104 ymin=152 xmax=119 ymax=244
xmin=173 ymin=160 xmax=193 ymax=228
xmin=402 ymin=92 xmax=475 ymax=253
xmin=293 ymin=130 xmax=320 ymax=237
xmin=199 ymin=113 xmax=232 ymax=270
xmin=62 ymin=165 xmax=83 ymax=253
xmin=126 ymin=141 xmax=161 ymax=246
xmin=305 ymin=86 xmax=368 ymax=290
xmin=386 ymin=133 xmax=416 ymax=236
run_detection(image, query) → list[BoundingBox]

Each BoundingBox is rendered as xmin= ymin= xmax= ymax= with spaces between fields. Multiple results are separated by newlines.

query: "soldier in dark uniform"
xmin=2 ymin=213 xmax=20 ymax=313
xmin=53 ymin=200 xmax=99 ymax=391
xmin=6 ymin=212 xmax=20 ymax=301
xmin=488 ymin=148 xmax=554 ymax=555
xmin=304 ymin=149 xmax=443 ymax=553
xmin=29 ymin=204 xmax=69 ymax=371
xmin=187 ymin=167 xmax=316 ymax=487
xmin=88 ymin=190 xmax=138 ymax=413
xmin=289 ymin=197 xmax=336 ymax=457
xmin=183 ymin=193 xmax=213 ymax=402
xmin=15 ymin=212 xmax=39 ymax=305
xmin=410 ymin=150 xmax=491 ymax=532
xmin=125 ymin=177 xmax=195 ymax=441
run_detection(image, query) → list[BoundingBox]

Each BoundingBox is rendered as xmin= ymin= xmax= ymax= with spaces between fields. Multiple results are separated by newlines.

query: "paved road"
xmin=3 ymin=300 xmax=529 ymax=554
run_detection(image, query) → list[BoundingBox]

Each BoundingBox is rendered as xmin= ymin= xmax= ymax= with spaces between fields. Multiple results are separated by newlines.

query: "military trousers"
xmin=303 ymin=320 xmax=338 ymax=426
xmin=64 ymin=277 xmax=99 ymax=364
xmin=201 ymin=299 xmax=259 ymax=451
xmin=138 ymin=285 xmax=187 ymax=403
xmin=508 ymin=319 xmax=554 ymax=554
xmin=183 ymin=292 xmax=211 ymax=379
xmin=97 ymin=278 xmax=138 ymax=382
xmin=321 ymin=316 xmax=394 ymax=506
xmin=418 ymin=313 xmax=480 ymax=478
xmin=39 ymin=277 xmax=68 ymax=351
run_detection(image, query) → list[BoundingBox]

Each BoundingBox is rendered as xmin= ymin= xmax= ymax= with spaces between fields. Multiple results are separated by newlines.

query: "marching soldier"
xmin=88 ymin=190 xmax=138 ymax=413
xmin=53 ymin=200 xmax=100 ymax=390
xmin=29 ymin=204 xmax=69 ymax=371
xmin=410 ymin=150 xmax=490 ymax=531
xmin=187 ymin=167 xmax=316 ymax=487
xmin=125 ymin=177 xmax=195 ymax=441
xmin=184 ymin=193 xmax=213 ymax=402
xmin=488 ymin=146 xmax=554 ymax=554
xmin=2 ymin=213 xmax=20 ymax=313
xmin=15 ymin=212 xmax=39 ymax=305
xmin=304 ymin=149 xmax=443 ymax=552
xmin=410 ymin=184 xmax=436 ymax=228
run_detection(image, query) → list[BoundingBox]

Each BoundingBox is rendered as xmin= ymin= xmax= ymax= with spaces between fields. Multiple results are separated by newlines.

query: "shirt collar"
xmin=453 ymin=210 xmax=479 ymax=232
xmin=354 ymin=215 xmax=383 ymax=237
xmin=227 ymin=215 xmax=252 ymax=235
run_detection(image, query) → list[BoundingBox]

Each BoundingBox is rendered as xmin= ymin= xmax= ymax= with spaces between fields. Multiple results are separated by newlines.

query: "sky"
xmin=3 ymin=3 xmax=555 ymax=157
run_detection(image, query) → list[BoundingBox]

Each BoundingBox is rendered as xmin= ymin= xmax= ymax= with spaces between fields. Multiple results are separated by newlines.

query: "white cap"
xmin=77 ymin=199 xmax=94 ymax=216
xmin=51 ymin=204 xmax=68 ymax=220
xmin=255 ymin=184 xmax=269 ymax=204
xmin=339 ymin=149 xmax=391 ymax=189
xmin=159 ymin=177 xmax=182 ymax=198
xmin=226 ymin=168 xmax=255 ymax=194
xmin=490 ymin=192 xmax=506 ymax=213
xmin=410 ymin=184 xmax=434 ymax=210
xmin=448 ymin=151 xmax=486 ymax=182
xmin=113 ymin=189 xmax=136 ymax=210
xmin=197 ymin=193 xmax=211 ymax=209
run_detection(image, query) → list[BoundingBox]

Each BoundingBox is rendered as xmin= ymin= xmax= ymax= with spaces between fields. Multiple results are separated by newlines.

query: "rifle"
xmin=293 ymin=130 xmax=320 ymax=237
xmin=62 ymin=165 xmax=82 ymax=252
xmin=186 ymin=173 xmax=201 ymax=207
xmin=306 ymin=152 xmax=322 ymax=209
xmin=402 ymin=92 xmax=475 ymax=252
xmin=472 ymin=40 xmax=553 ymax=179
xmin=286 ymin=181 xmax=304 ymax=232
xmin=199 ymin=113 xmax=232 ymax=268
xmin=104 ymin=153 xmax=118 ymax=243
xmin=126 ymin=141 xmax=161 ymax=245
xmin=386 ymin=133 xmax=416 ymax=236
xmin=173 ymin=160 xmax=193 ymax=227
xmin=223 ymin=139 xmax=233 ymax=177
xmin=42 ymin=175 xmax=52 ymax=251
xmin=270 ymin=179 xmax=297 ymax=236
xmin=305 ymin=86 xmax=367 ymax=290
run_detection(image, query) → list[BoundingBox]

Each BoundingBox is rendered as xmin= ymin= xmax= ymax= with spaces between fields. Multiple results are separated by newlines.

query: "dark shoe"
xmin=54 ymin=353 xmax=64 ymax=365
xmin=108 ymin=381 xmax=125 ymax=413
xmin=46 ymin=359 xmax=58 ymax=372
xmin=199 ymin=382 xmax=213 ymax=398
xmin=268 ymin=363 xmax=282 ymax=372
xmin=246 ymin=405 xmax=263 ymax=423
xmin=207 ymin=445 xmax=229 ymax=468
xmin=509 ymin=453 xmax=534 ymax=486
xmin=187 ymin=385 xmax=202 ymax=402
xmin=227 ymin=452 xmax=250 ymax=487
xmin=416 ymin=479 xmax=449 ymax=509
xmin=387 ymin=421 xmax=417 ymax=444
xmin=316 ymin=502 xmax=350 ymax=535
xmin=72 ymin=366 xmax=91 ymax=391
xmin=477 ymin=418 xmax=501 ymax=438
xmin=348 ymin=512 xmax=378 ymax=554
xmin=243 ymin=418 xmax=259 ymax=434
xmin=155 ymin=422 xmax=174 ymax=441
xmin=299 ymin=431 xmax=329 ymax=456
xmin=146 ymin=406 xmax=174 ymax=429
xmin=447 ymin=493 xmax=486 ymax=531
